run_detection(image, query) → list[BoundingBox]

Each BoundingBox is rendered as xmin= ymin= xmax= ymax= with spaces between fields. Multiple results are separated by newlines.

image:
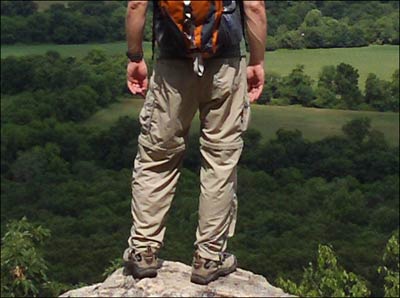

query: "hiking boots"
xmin=123 ymin=246 xmax=161 ymax=279
xmin=190 ymin=252 xmax=237 ymax=285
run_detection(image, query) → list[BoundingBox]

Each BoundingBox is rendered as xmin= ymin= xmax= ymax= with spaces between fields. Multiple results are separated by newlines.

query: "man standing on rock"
xmin=123 ymin=0 xmax=266 ymax=285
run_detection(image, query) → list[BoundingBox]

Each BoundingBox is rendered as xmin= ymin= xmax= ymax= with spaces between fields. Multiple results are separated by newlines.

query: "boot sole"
xmin=190 ymin=258 xmax=238 ymax=285
xmin=123 ymin=261 xmax=158 ymax=279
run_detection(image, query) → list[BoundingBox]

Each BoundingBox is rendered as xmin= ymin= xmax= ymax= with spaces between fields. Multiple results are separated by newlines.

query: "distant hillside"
xmin=2 ymin=43 xmax=398 ymax=86
xmin=4 ymin=0 xmax=397 ymax=48
xmin=84 ymin=97 xmax=400 ymax=146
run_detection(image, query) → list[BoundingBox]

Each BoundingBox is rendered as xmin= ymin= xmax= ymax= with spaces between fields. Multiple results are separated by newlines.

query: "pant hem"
xmin=200 ymin=138 xmax=243 ymax=150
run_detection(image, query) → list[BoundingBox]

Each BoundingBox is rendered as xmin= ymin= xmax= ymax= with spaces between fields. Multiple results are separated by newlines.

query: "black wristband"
xmin=126 ymin=51 xmax=144 ymax=62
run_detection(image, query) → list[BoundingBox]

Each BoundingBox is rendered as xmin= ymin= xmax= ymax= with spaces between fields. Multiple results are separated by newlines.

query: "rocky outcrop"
xmin=60 ymin=261 xmax=293 ymax=297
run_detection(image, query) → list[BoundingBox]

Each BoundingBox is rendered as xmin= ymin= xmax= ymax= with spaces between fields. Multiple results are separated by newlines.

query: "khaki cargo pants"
xmin=124 ymin=57 xmax=250 ymax=262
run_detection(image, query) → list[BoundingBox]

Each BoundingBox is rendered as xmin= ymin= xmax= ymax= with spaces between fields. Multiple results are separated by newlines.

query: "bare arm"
xmin=126 ymin=0 xmax=148 ymax=54
xmin=126 ymin=1 xmax=149 ymax=96
xmin=243 ymin=1 xmax=267 ymax=102
xmin=243 ymin=0 xmax=267 ymax=65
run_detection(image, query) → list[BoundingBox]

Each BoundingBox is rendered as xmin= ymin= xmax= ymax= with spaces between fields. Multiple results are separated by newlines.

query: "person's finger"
xmin=250 ymin=91 xmax=258 ymax=102
xmin=253 ymin=85 xmax=263 ymax=101
xmin=127 ymin=80 xmax=141 ymax=95
xmin=248 ymin=88 xmax=256 ymax=102
xmin=248 ymin=84 xmax=263 ymax=102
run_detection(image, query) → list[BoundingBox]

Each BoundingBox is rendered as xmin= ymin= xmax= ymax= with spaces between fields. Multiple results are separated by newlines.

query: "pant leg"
xmin=125 ymin=59 xmax=199 ymax=259
xmin=195 ymin=58 xmax=250 ymax=261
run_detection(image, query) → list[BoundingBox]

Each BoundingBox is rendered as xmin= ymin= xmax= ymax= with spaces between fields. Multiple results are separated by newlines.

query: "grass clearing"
xmin=0 ymin=42 xmax=152 ymax=59
xmin=35 ymin=1 xmax=116 ymax=12
xmin=2 ymin=43 xmax=398 ymax=84
xmin=85 ymin=97 xmax=399 ymax=146
xmin=36 ymin=1 xmax=69 ymax=11
xmin=265 ymin=45 xmax=399 ymax=86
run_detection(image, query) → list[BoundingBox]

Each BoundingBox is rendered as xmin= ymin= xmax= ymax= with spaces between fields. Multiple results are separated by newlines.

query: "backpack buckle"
xmin=192 ymin=54 xmax=205 ymax=77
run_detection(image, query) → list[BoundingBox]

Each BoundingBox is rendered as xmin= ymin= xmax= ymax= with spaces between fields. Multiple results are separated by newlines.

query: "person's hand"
xmin=247 ymin=63 xmax=265 ymax=103
xmin=127 ymin=60 xmax=148 ymax=97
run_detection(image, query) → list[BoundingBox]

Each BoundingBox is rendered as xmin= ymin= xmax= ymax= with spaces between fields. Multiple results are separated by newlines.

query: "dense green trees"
xmin=1 ymin=51 xmax=126 ymax=123
xmin=277 ymin=234 xmax=399 ymax=297
xmin=1 ymin=1 xmax=398 ymax=49
xmin=378 ymin=234 xmax=400 ymax=297
xmin=2 ymin=90 xmax=398 ymax=295
xmin=4 ymin=50 xmax=396 ymax=113
xmin=334 ymin=63 xmax=363 ymax=109
xmin=365 ymin=73 xmax=399 ymax=112
xmin=277 ymin=244 xmax=371 ymax=297
xmin=0 ymin=217 xmax=67 ymax=297
xmin=266 ymin=1 xmax=398 ymax=50
xmin=1 ymin=49 xmax=398 ymax=297
xmin=1 ymin=1 xmax=37 ymax=17
xmin=263 ymin=64 xmax=399 ymax=112
xmin=1 ymin=1 xmax=125 ymax=44
xmin=278 ymin=65 xmax=315 ymax=106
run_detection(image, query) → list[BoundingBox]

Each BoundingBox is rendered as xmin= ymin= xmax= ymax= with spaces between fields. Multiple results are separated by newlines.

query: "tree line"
xmin=1 ymin=1 xmax=398 ymax=49
xmin=1 ymin=1 xmax=127 ymax=44
xmin=1 ymin=50 xmax=127 ymax=126
xmin=266 ymin=1 xmax=399 ymax=50
xmin=261 ymin=65 xmax=399 ymax=112
xmin=2 ymin=52 xmax=398 ymax=116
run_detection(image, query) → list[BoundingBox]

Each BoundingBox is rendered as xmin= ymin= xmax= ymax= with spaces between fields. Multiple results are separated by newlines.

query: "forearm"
xmin=244 ymin=1 xmax=267 ymax=65
xmin=126 ymin=0 xmax=148 ymax=54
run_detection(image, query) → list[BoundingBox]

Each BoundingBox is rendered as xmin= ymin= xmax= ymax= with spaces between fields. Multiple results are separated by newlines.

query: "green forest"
xmin=1 ymin=0 xmax=399 ymax=48
xmin=1 ymin=1 xmax=399 ymax=297
xmin=1 ymin=50 xmax=399 ymax=297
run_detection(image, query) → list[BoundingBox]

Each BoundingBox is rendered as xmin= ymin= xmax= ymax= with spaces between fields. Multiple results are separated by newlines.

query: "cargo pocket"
xmin=139 ymin=91 xmax=156 ymax=135
xmin=212 ymin=60 xmax=241 ymax=101
xmin=228 ymin=193 xmax=238 ymax=238
xmin=241 ymin=95 xmax=251 ymax=132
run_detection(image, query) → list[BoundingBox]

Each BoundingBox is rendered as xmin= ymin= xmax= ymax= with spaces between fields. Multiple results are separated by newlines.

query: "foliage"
xmin=254 ymin=61 xmax=398 ymax=112
xmin=1 ymin=217 xmax=50 ymax=297
xmin=277 ymin=244 xmax=371 ymax=297
xmin=378 ymin=233 xmax=400 ymax=297
xmin=1 ymin=1 xmax=37 ymax=17
xmin=1 ymin=50 xmax=399 ymax=297
xmin=1 ymin=1 xmax=126 ymax=44
xmin=1 ymin=50 xmax=126 ymax=123
xmin=267 ymin=1 xmax=398 ymax=49
xmin=1 ymin=1 xmax=398 ymax=49
xmin=103 ymin=258 xmax=124 ymax=278
xmin=334 ymin=63 xmax=363 ymax=109
xmin=342 ymin=118 xmax=371 ymax=145
xmin=280 ymin=65 xmax=315 ymax=106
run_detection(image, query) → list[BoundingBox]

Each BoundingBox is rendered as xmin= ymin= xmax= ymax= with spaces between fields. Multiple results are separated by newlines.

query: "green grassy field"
xmin=266 ymin=45 xmax=399 ymax=85
xmin=0 ymin=41 xmax=150 ymax=59
xmin=35 ymin=1 xmax=115 ymax=12
xmin=85 ymin=97 xmax=399 ymax=146
xmin=2 ymin=43 xmax=398 ymax=84
xmin=36 ymin=1 xmax=69 ymax=11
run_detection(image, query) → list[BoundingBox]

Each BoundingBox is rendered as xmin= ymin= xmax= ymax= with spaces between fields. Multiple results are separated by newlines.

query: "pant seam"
xmin=139 ymin=134 xmax=186 ymax=154
xmin=200 ymin=137 xmax=243 ymax=150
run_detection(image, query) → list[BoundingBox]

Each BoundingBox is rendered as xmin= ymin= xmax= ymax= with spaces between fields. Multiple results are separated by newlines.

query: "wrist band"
xmin=126 ymin=51 xmax=144 ymax=62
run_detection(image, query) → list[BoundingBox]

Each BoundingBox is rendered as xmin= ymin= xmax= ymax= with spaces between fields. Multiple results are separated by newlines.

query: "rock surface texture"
xmin=60 ymin=261 xmax=293 ymax=297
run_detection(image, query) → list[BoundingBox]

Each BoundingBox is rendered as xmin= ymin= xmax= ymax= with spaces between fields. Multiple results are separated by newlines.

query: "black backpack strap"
xmin=238 ymin=0 xmax=248 ymax=50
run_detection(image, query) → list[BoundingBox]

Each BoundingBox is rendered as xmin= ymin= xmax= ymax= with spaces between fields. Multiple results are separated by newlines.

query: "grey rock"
xmin=60 ymin=261 xmax=294 ymax=297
